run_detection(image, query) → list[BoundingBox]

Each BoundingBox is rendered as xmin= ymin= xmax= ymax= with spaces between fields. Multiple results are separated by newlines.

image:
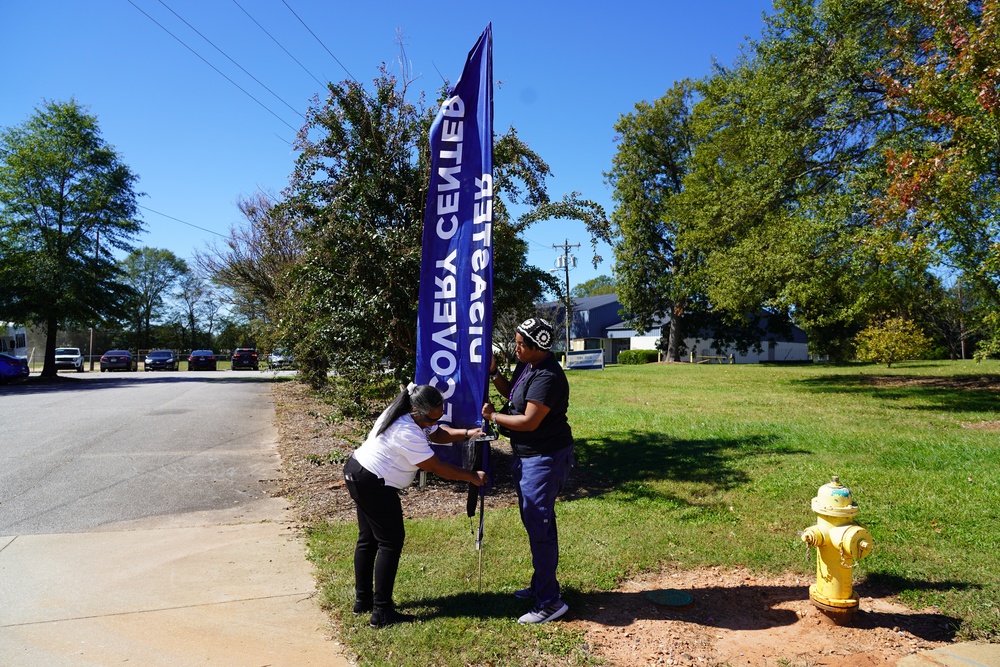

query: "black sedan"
xmin=231 ymin=347 xmax=259 ymax=371
xmin=144 ymin=349 xmax=178 ymax=371
xmin=100 ymin=350 xmax=135 ymax=372
xmin=188 ymin=349 xmax=217 ymax=371
xmin=0 ymin=353 xmax=29 ymax=384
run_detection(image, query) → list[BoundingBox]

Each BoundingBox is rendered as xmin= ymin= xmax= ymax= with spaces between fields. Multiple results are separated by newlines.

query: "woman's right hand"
xmin=471 ymin=470 xmax=489 ymax=486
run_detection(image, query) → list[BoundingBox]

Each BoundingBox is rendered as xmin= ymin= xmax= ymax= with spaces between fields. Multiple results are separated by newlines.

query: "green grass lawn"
xmin=307 ymin=360 xmax=1000 ymax=666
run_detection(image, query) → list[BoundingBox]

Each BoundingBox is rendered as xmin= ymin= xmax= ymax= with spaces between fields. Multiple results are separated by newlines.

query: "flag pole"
xmin=476 ymin=490 xmax=485 ymax=592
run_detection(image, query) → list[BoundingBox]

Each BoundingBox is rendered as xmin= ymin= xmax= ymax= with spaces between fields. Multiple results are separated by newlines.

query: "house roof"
xmin=538 ymin=293 xmax=621 ymax=312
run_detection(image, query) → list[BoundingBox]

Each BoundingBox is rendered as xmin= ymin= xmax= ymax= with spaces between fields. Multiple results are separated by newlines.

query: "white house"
xmin=606 ymin=313 xmax=811 ymax=363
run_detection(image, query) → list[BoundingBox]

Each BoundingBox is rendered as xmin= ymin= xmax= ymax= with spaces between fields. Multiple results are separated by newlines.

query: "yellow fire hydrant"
xmin=800 ymin=476 xmax=874 ymax=615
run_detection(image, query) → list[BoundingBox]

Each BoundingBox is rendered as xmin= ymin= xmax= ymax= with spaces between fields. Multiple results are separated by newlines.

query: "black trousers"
xmin=344 ymin=455 xmax=405 ymax=610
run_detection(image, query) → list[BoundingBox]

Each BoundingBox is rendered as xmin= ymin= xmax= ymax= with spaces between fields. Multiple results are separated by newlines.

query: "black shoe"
xmin=353 ymin=598 xmax=373 ymax=614
xmin=369 ymin=607 xmax=415 ymax=628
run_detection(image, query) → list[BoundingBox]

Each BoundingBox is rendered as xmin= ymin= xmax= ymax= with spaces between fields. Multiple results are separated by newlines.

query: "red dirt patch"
xmin=571 ymin=567 xmax=952 ymax=666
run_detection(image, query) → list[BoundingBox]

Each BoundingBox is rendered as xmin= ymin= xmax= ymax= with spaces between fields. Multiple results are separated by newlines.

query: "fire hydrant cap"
xmin=811 ymin=476 xmax=860 ymax=517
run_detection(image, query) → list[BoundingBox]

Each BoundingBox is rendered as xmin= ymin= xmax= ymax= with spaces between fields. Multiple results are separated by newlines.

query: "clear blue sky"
xmin=2 ymin=0 xmax=773 ymax=290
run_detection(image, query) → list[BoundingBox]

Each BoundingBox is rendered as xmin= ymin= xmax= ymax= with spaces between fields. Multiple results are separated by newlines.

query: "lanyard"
xmin=508 ymin=363 xmax=532 ymax=408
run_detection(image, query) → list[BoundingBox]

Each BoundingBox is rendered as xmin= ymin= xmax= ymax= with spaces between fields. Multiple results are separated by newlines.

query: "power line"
xmin=156 ymin=0 xmax=305 ymax=119
xmin=232 ymin=0 xmax=326 ymax=89
xmin=281 ymin=0 xmax=358 ymax=85
xmin=523 ymin=234 xmax=553 ymax=252
xmin=126 ymin=0 xmax=299 ymax=133
xmin=138 ymin=204 xmax=228 ymax=238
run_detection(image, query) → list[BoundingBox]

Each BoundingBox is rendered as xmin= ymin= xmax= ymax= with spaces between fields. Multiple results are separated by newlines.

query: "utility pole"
xmin=89 ymin=231 xmax=99 ymax=371
xmin=553 ymin=239 xmax=579 ymax=368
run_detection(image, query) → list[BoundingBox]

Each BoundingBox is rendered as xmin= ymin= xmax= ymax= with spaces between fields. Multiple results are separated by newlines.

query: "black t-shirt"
xmin=507 ymin=352 xmax=573 ymax=457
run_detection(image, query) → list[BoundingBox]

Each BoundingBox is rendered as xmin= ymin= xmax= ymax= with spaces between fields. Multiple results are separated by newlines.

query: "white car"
xmin=268 ymin=348 xmax=294 ymax=369
xmin=55 ymin=347 xmax=84 ymax=372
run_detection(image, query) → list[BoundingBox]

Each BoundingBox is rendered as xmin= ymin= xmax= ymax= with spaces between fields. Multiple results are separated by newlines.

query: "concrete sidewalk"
xmin=898 ymin=643 xmax=1000 ymax=667
xmin=0 ymin=499 xmax=350 ymax=667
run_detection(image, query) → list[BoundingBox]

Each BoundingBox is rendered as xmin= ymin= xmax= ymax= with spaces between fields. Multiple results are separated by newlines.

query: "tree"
xmin=173 ymin=268 xmax=224 ymax=351
xmin=874 ymin=0 xmax=1000 ymax=355
xmin=605 ymin=81 xmax=696 ymax=361
xmin=120 ymin=247 xmax=187 ymax=351
xmin=196 ymin=190 xmax=300 ymax=334
xmin=0 ymin=99 xmax=142 ymax=377
xmin=278 ymin=68 xmax=604 ymax=392
xmin=666 ymin=0 xmax=950 ymax=360
xmin=605 ymin=79 xmax=789 ymax=361
xmin=855 ymin=316 xmax=932 ymax=367
xmin=571 ymin=275 xmax=616 ymax=298
xmin=900 ymin=274 xmax=988 ymax=360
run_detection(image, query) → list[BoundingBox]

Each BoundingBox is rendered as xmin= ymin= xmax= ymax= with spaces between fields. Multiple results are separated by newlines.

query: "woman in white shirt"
xmin=345 ymin=383 xmax=488 ymax=628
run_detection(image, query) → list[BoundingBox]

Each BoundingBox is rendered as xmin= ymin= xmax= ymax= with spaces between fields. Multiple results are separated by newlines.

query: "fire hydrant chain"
xmin=839 ymin=545 xmax=859 ymax=569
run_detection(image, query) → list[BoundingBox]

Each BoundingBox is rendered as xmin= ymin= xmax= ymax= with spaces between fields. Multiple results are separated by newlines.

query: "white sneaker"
xmin=518 ymin=601 xmax=568 ymax=624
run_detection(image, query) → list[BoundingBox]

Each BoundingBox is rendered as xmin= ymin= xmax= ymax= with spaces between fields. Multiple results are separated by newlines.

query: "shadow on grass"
xmin=411 ymin=583 xmax=959 ymax=642
xmin=567 ymin=431 xmax=807 ymax=501
xmin=397 ymin=431 xmax=804 ymax=514
xmin=793 ymin=373 xmax=1000 ymax=413
xmin=406 ymin=590 xmax=530 ymax=623
xmin=862 ymin=572 xmax=981 ymax=599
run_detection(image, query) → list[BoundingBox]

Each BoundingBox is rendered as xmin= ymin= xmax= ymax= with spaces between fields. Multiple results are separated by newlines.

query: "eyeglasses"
xmin=419 ymin=409 xmax=443 ymax=425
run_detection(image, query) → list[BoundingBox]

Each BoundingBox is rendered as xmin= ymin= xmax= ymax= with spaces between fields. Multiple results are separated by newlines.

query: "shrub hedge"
xmin=617 ymin=349 xmax=660 ymax=365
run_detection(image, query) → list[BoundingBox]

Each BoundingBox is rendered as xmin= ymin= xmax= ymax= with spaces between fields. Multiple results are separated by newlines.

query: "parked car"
xmin=268 ymin=348 xmax=294 ymax=369
xmin=231 ymin=347 xmax=259 ymax=371
xmin=144 ymin=349 xmax=178 ymax=371
xmin=188 ymin=349 xmax=217 ymax=371
xmin=0 ymin=352 xmax=29 ymax=384
xmin=100 ymin=350 xmax=134 ymax=372
xmin=55 ymin=347 xmax=84 ymax=372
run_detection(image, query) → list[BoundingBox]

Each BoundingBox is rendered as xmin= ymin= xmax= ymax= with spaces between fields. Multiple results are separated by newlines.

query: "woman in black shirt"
xmin=483 ymin=318 xmax=573 ymax=624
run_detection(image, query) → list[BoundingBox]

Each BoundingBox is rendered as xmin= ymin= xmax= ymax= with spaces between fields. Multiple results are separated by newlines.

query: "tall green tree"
xmin=279 ymin=68 xmax=605 ymax=392
xmin=672 ymin=0 xmax=941 ymax=360
xmin=0 ymin=99 xmax=142 ymax=377
xmin=606 ymin=81 xmax=697 ymax=360
xmin=120 ymin=247 xmax=186 ymax=351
